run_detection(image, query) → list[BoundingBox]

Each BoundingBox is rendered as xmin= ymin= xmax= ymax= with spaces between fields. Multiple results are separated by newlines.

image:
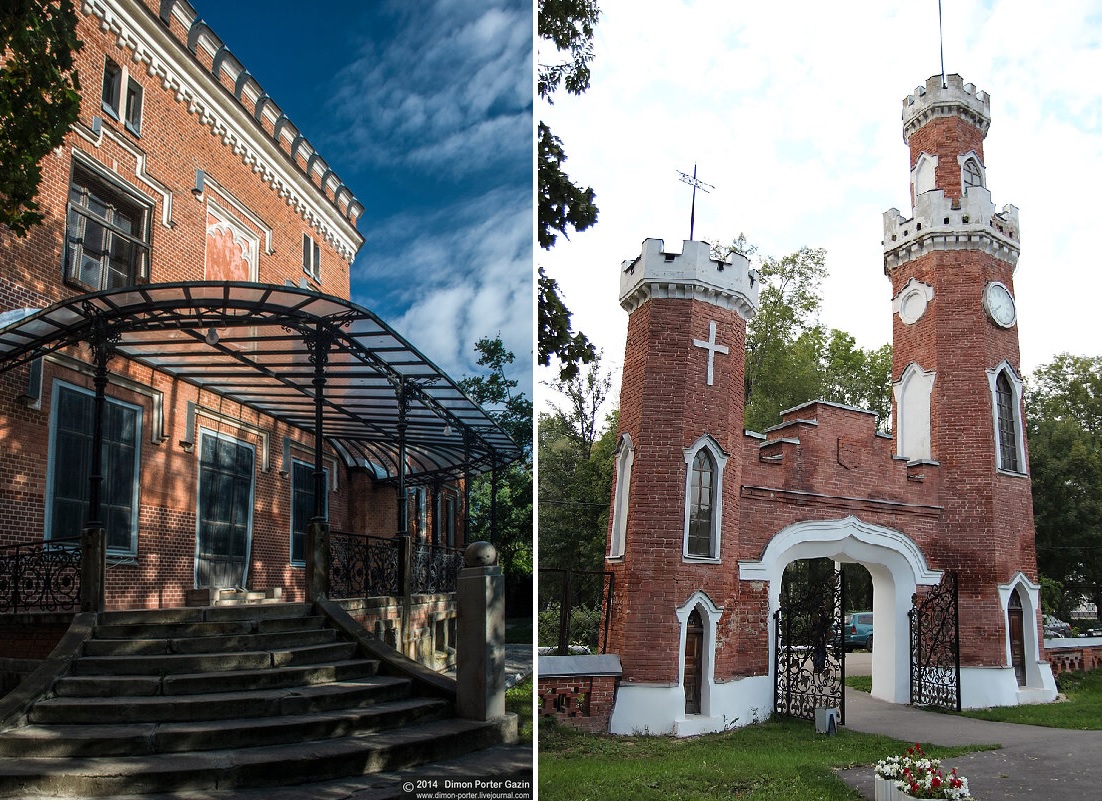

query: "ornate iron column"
xmin=396 ymin=378 xmax=410 ymax=536
xmin=303 ymin=323 xmax=335 ymax=602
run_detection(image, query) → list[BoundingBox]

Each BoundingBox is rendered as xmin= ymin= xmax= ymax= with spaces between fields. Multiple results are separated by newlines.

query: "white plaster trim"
xmin=985 ymin=361 xmax=1027 ymax=474
xmin=892 ymin=278 xmax=934 ymax=325
xmin=912 ymin=152 xmax=938 ymax=197
xmin=72 ymin=121 xmax=174 ymax=228
xmin=682 ymin=434 xmax=728 ymax=560
xmin=675 ymin=591 xmax=722 ymax=719
xmin=959 ymin=666 xmax=1055 ymax=708
xmin=608 ymin=676 xmax=773 ymax=736
xmin=959 ymin=151 xmax=987 ymax=190
xmin=82 ymin=0 xmax=362 ymax=262
xmin=893 ymin=362 xmax=935 ymax=461
xmin=608 ymin=433 xmax=633 ymax=559
xmin=206 ymin=200 xmax=259 ymax=281
xmin=997 ymin=572 xmax=1050 ymax=693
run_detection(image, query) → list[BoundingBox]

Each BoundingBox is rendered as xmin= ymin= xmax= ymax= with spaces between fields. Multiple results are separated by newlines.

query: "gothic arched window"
xmin=962 ymin=157 xmax=984 ymax=190
xmin=996 ymin=371 xmax=1019 ymax=472
xmin=683 ymin=435 xmax=727 ymax=560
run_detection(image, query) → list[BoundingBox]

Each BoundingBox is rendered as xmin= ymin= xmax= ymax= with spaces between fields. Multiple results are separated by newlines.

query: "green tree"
xmin=459 ymin=338 xmax=533 ymax=602
xmin=1027 ymin=354 xmax=1102 ymax=623
xmin=538 ymin=0 xmax=600 ymax=380
xmin=0 ymin=0 xmax=82 ymax=235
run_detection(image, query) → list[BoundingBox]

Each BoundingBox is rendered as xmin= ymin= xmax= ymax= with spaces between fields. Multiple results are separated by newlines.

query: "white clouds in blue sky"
xmin=538 ymin=0 xmax=1102 ymax=412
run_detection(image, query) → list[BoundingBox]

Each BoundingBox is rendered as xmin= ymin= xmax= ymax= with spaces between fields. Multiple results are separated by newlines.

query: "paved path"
xmin=838 ymin=687 xmax=1102 ymax=800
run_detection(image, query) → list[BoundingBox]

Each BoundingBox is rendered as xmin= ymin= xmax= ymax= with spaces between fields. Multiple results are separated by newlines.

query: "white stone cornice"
xmin=81 ymin=0 xmax=363 ymax=263
xmin=620 ymin=239 xmax=759 ymax=319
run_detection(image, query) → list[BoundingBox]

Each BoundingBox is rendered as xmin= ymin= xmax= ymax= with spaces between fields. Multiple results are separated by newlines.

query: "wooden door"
xmin=1008 ymin=590 xmax=1026 ymax=686
xmin=684 ymin=609 xmax=704 ymax=715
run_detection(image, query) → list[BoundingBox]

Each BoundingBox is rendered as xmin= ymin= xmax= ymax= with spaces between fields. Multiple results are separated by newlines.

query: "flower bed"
xmin=874 ymin=743 xmax=971 ymax=800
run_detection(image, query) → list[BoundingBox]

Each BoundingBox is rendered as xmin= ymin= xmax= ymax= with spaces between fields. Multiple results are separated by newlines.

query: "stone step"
xmin=0 ymin=716 xmax=515 ymax=798
xmin=82 ymin=627 xmax=338 ymax=657
xmin=0 ymin=697 xmax=449 ymax=757
xmin=97 ymin=603 xmax=312 ymax=627
xmin=92 ymin=614 xmax=328 ymax=641
xmin=55 ymin=658 xmax=380 ymax=698
xmin=31 ymin=676 xmax=411 ymax=725
xmin=69 ymin=642 xmax=359 ymax=677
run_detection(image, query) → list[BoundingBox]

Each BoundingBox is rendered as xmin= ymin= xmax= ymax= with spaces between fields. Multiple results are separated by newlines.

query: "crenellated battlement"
xmin=903 ymin=74 xmax=991 ymax=144
xmin=883 ymin=186 xmax=1020 ymax=274
xmin=619 ymin=239 xmax=760 ymax=318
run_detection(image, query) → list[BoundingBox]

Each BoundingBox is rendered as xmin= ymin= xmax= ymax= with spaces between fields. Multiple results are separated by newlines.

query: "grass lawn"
xmin=945 ymin=668 xmax=1102 ymax=729
xmin=845 ymin=675 xmax=872 ymax=694
xmin=506 ymin=676 xmax=533 ymax=744
xmin=539 ymin=716 xmax=984 ymax=801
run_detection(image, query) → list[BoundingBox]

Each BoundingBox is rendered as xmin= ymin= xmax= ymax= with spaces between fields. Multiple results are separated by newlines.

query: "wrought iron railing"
xmin=0 ymin=537 xmax=82 ymax=613
xmin=538 ymin=568 xmax=615 ymax=655
xmin=411 ymin=542 xmax=463 ymax=594
xmin=329 ymin=531 xmax=401 ymax=598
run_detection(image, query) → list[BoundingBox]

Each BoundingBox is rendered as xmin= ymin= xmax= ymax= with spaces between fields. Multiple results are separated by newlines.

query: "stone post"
xmin=456 ymin=541 xmax=505 ymax=721
xmin=397 ymin=535 xmax=414 ymax=659
xmin=305 ymin=520 xmax=330 ymax=601
xmin=80 ymin=526 xmax=106 ymax=613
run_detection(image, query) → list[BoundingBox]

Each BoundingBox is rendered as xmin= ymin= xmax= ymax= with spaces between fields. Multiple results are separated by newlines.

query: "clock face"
xmin=983 ymin=282 xmax=1016 ymax=328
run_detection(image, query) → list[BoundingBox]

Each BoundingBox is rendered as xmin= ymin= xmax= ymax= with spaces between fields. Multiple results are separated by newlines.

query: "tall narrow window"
xmin=996 ymin=371 xmax=1019 ymax=472
xmin=290 ymin=459 xmax=328 ymax=565
xmin=302 ymin=233 xmax=321 ymax=282
xmin=608 ymin=433 xmax=634 ymax=559
xmin=47 ymin=383 xmax=142 ymax=554
xmin=65 ymin=165 xmax=151 ymax=291
xmin=124 ymin=78 xmax=143 ymax=135
xmin=963 ymin=157 xmax=984 ymax=189
xmin=687 ymin=450 xmax=715 ymax=558
xmin=101 ymin=59 xmax=122 ymax=119
xmin=407 ymin=486 xmax=427 ymax=539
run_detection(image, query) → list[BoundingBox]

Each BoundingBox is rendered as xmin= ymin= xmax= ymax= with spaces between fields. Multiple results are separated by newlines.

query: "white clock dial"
xmin=983 ymin=282 xmax=1016 ymax=328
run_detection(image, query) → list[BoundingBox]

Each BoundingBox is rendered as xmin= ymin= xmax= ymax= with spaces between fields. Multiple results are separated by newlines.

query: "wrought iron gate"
xmin=774 ymin=565 xmax=845 ymax=723
xmin=909 ymin=571 xmax=961 ymax=710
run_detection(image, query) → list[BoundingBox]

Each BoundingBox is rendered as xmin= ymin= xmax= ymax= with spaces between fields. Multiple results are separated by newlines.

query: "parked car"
xmin=844 ymin=611 xmax=874 ymax=651
xmin=1043 ymin=615 xmax=1073 ymax=639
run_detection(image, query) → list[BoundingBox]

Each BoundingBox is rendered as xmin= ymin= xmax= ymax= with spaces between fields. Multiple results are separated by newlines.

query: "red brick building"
xmin=602 ymin=74 xmax=1056 ymax=736
xmin=0 ymin=0 xmax=517 ymax=647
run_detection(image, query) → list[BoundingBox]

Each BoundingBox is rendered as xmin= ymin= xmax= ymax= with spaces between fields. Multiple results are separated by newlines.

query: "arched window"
xmin=687 ymin=450 xmax=715 ymax=557
xmin=962 ymin=156 xmax=984 ymax=190
xmin=987 ymin=362 xmax=1026 ymax=474
xmin=996 ymin=371 xmax=1019 ymax=472
xmin=608 ymin=433 xmax=634 ymax=559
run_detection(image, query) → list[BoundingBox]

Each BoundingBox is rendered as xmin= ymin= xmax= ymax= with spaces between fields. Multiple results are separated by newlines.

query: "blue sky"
xmin=539 ymin=0 xmax=1102 ymax=414
xmin=195 ymin=0 xmax=534 ymax=399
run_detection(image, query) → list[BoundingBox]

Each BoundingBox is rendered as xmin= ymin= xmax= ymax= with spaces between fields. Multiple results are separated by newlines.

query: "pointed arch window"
xmin=683 ymin=435 xmax=727 ymax=561
xmin=961 ymin=155 xmax=984 ymax=190
xmin=608 ymin=433 xmax=634 ymax=559
xmin=987 ymin=362 xmax=1026 ymax=474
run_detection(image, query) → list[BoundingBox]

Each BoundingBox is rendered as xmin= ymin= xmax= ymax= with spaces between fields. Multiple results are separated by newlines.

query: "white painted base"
xmin=959 ymin=664 xmax=1057 ymax=709
xmin=608 ymin=675 xmax=773 ymax=736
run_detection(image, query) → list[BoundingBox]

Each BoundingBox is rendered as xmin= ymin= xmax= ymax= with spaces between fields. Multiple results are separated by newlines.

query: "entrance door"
xmin=1008 ymin=590 xmax=1026 ymax=686
xmin=684 ymin=609 xmax=704 ymax=714
xmin=195 ymin=431 xmax=255 ymax=588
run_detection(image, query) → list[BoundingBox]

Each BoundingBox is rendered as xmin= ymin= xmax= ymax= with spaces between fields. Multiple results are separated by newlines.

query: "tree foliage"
xmin=537 ymin=355 xmax=616 ymax=573
xmin=1027 ymin=354 xmax=1102 ymax=622
xmin=537 ymin=0 xmax=600 ymax=380
xmin=712 ymin=236 xmax=893 ymax=433
xmin=0 ymin=0 xmax=82 ymax=236
xmin=459 ymin=338 xmax=533 ymax=588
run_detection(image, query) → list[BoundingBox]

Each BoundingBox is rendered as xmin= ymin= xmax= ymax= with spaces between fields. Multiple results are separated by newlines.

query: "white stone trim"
xmin=82 ymin=0 xmax=362 ymax=262
xmin=986 ymin=361 xmax=1027 ymax=474
xmin=620 ymin=239 xmax=759 ymax=318
xmin=892 ymin=278 xmax=934 ymax=325
xmin=912 ymin=152 xmax=938 ymax=197
xmin=607 ymin=433 xmax=633 ymax=559
xmin=997 ymin=572 xmax=1057 ymax=702
xmin=682 ymin=434 xmax=728 ymax=561
xmin=958 ymin=150 xmax=987 ymax=191
xmin=893 ymin=362 xmax=935 ymax=460
xmin=675 ymin=591 xmax=722 ymax=719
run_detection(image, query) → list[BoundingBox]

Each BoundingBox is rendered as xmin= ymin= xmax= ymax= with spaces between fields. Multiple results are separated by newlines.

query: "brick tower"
xmin=884 ymin=74 xmax=1049 ymax=701
xmin=604 ymin=240 xmax=759 ymax=735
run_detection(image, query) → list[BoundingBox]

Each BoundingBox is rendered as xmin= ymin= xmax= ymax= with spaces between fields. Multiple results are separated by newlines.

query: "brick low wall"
xmin=0 ymin=613 xmax=73 ymax=660
xmin=538 ymin=674 xmax=618 ymax=734
xmin=1045 ymin=640 xmax=1102 ymax=677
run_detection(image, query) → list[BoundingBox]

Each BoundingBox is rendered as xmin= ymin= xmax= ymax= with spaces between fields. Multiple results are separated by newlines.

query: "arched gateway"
xmin=602 ymin=75 xmax=1058 ymax=737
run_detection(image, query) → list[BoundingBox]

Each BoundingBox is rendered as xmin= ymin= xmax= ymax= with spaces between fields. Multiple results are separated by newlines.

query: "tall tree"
xmin=1027 ymin=353 xmax=1102 ymax=623
xmin=0 ymin=0 xmax=82 ymax=236
xmin=538 ymin=0 xmax=600 ymax=380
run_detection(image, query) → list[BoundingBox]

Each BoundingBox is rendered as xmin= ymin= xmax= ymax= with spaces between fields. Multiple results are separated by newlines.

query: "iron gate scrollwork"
xmin=774 ymin=566 xmax=845 ymax=723
xmin=909 ymin=571 xmax=961 ymax=710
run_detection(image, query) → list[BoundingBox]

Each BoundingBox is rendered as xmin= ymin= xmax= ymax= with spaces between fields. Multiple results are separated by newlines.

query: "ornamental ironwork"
xmin=411 ymin=542 xmax=463 ymax=595
xmin=329 ymin=531 xmax=400 ymax=598
xmin=909 ymin=571 xmax=961 ymax=710
xmin=774 ymin=564 xmax=845 ymax=723
xmin=0 ymin=538 xmax=82 ymax=613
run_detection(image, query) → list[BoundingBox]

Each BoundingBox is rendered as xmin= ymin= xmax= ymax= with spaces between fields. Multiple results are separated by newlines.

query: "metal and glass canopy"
xmin=0 ymin=283 xmax=521 ymax=481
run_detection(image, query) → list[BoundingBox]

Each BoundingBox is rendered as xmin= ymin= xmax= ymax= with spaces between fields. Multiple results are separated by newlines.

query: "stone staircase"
xmin=0 ymin=603 xmax=514 ymax=797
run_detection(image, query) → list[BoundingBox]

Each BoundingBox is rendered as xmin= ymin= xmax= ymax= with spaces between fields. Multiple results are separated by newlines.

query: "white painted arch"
xmin=740 ymin=516 xmax=943 ymax=704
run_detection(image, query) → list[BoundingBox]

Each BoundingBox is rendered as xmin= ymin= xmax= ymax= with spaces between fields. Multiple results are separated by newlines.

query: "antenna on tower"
xmin=938 ymin=0 xmax=947 ymax=88
xmin=676 ymin=163 xmax=714 ymax=241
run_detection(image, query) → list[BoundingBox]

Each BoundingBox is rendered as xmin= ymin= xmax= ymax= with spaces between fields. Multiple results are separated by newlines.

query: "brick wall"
xmin=538 ymin=674 xmax=618 ymax=734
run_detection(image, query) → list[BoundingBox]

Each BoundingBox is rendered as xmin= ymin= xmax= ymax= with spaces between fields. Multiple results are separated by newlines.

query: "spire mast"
xmin=677 ymin=164 xmax=714 ymax=241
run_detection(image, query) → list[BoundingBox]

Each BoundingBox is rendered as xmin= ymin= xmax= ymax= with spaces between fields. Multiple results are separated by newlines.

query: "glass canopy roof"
xmin=0 ymin=283 xmax=522 ymax=481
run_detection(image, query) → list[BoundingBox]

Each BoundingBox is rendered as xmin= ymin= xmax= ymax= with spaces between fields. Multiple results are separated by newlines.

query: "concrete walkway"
xmin=838 ymin=687 xmax=1102 ymax=800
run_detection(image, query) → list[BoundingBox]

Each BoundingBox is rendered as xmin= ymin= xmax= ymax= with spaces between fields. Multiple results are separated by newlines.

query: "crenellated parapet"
xmin=619 ymin=239 xmax=760 ymax=318
xmin=902 ymin=74 xmax=990 ymax=144
xmin=883 ymin=187 xmax=1020 ymax=274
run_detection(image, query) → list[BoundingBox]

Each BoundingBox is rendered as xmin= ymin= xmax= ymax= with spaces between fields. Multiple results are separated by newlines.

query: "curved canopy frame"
xmin=0 ymin=282 xmax=521 ymax=482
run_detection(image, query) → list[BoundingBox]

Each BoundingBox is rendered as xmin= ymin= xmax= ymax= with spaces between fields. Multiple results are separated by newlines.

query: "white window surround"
xmin=607 ymin=432 xmax=634 ymax=560
xmin=997 ymin=572 xmax=1056 ymax=696
xmin=986 ymin=361 xmax=1027 ymax=474
xmin=912 ymin=152 xmax=938 ymax=197
xmin=676 ymin=591 xmax=723 ymax=719
xmin=893 ymin=362 xmax=935 ymax=461
xmin=44 ymin=380 xmax=143 ymax=555
xmin=892 ymin=278 xmax=934 ymax=325
xmin=958 ymin=151 xmax=986 ymax=191
xmin=682 ymin=434 xmax=727 ymax=562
